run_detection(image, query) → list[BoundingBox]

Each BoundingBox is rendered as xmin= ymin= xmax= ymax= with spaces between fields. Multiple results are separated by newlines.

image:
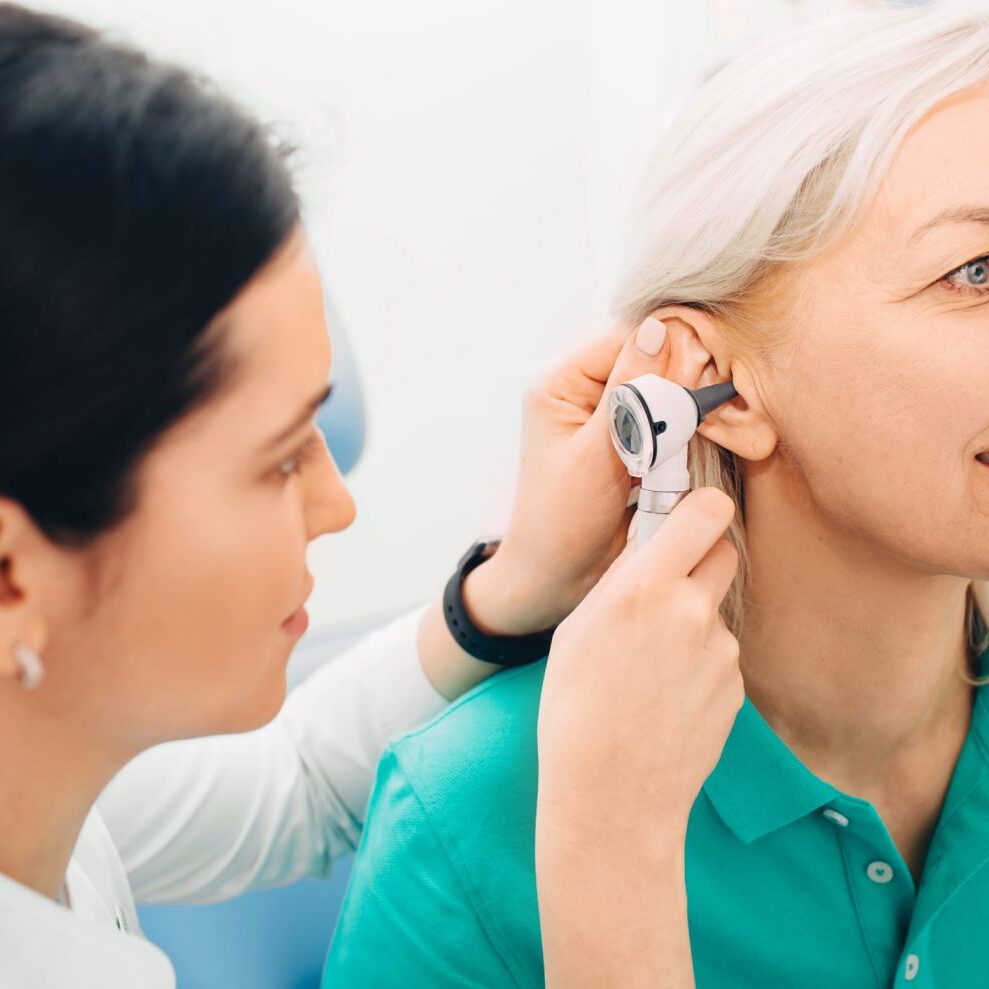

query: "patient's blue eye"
xmin=942 ymin=255 xmax=989 ymax=295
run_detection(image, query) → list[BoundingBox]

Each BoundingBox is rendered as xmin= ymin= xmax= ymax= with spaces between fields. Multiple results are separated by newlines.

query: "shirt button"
xmin=904 ymin=953 xmax=920 ymax=981
xmin=822 ymin=808 xmax=849 ymax=827
xmin=866 ymin=860 xmax=894 ymax=884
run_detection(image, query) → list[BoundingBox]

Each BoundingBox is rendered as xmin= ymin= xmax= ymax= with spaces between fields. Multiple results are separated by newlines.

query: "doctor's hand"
xmin=535 ymin=486 xmax=742 ymax=989
xmin=418 ymin=316 xmax=678 ymax=700
xmin=463 ymin=317 xmax=676 ymax=636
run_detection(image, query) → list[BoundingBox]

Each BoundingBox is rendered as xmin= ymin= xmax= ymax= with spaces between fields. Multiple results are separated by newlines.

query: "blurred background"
xmin=31 ymin=0 xmax=931 ymax=985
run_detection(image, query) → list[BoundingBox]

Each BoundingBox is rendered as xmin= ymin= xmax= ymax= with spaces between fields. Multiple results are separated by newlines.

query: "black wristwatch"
xmin=442 ymin=536 xmax=557 ymax=667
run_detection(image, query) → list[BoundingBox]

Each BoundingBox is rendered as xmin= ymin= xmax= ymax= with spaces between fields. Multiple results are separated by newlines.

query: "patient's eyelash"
xmin=275 ymin=430 xmax=322 ymax=480
xmin=941 ymin=254 xmax=989 ymax=296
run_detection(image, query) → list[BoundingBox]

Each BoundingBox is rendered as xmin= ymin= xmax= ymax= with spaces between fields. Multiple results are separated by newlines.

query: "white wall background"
xmin=35 ymin=0 xmax=895 ymax=634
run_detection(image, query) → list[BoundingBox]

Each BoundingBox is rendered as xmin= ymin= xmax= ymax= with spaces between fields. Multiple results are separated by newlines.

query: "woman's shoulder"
xmin=385 ymin=658 xmax=547 ymax=820
xmin=325 ymin=661 xmax=548 ymax=986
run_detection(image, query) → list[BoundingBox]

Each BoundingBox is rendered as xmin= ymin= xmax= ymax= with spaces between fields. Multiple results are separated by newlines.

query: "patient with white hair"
xmin=324 ymin=6 xmax=989 ymax=986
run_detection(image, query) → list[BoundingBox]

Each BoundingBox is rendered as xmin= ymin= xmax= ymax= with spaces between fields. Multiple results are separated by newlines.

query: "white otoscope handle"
xmin=634 ymin=508 xmax=668 ymax=548
xmin=632 ymin=486 xmax=690 ymax=548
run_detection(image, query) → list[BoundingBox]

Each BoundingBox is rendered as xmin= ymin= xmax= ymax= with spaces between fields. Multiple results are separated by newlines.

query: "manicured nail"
xmin=635 ymin=317 xmax=667 ymax=356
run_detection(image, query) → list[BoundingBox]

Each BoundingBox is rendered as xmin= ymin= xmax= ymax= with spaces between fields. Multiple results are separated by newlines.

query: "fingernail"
xmin=635 ymin=317 xmax=667 ymax=356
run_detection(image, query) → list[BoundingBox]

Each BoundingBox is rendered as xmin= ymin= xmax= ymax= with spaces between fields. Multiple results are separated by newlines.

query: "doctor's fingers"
xmin=578 ymin=487 xmax=734 ymax=613
xmin=687 ymin=537 xmax=740 ymax=614
xmin=627 ymin=487 xmax=736 ymax=588
xmin=526 ymin=320 xmax=667 ymax=416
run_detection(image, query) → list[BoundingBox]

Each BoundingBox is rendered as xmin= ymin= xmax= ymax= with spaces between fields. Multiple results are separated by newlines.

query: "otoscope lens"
xmin=614 ymin=405 xmax=642 ymax=456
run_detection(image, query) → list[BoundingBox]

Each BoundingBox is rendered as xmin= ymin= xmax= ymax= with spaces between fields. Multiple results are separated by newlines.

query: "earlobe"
xmin=0 ymin=504 xmax=51 ymax=689
xmin=0 ymin=579 xmax=48 ymax=688
xmin=0 ymin=560 xmax=48 ymax=689
xmin=0 ymin=639 xmax=45 ymax=690
xmin=0 ymin=604 xmax=49 ymax=691
xmin=696 ymin=365 xmax=779 ymax=462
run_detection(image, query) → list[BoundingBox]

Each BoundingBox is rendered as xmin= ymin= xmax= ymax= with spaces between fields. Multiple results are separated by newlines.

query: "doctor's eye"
xmin=275 ymin=430 xmax=323 ymax=480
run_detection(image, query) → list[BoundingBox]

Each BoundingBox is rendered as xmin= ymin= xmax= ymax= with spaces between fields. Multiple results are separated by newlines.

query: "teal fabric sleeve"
xmin=322 ymin=746 xmax=519 ymax=988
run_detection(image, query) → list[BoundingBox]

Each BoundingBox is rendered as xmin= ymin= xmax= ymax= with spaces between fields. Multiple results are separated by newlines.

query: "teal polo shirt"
xmin=324 ymin=646 xmax=989 ymax=988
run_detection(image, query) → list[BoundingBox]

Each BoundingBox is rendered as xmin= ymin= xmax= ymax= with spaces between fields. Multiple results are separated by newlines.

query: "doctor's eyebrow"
xmin=262 ymin=382 xmax=333 ymax=451
xmin=908 ymin=205 xmax=989 ymax=244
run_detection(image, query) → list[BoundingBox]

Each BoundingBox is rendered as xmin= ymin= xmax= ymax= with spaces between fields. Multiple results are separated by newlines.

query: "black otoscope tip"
xmin=686 ymin=381 xmax=740 ymax=425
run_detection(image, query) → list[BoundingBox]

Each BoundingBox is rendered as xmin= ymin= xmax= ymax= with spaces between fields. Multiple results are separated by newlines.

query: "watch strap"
xmin=442 ymin=537 xmax=556 ymax=667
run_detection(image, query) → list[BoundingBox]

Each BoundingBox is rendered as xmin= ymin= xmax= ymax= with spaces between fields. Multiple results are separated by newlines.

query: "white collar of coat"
xmin=0 ymin=868 xmax=175 ymax=989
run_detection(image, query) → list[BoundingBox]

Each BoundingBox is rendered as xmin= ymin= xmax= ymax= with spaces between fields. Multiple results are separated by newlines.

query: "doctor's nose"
xmin=305 ymin=434 xmax=357 ymax=539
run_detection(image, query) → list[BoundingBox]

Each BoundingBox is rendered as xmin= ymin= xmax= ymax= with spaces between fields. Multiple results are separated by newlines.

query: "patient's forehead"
xmin=853 ymin=84 xmax=989 ymax=267
xmin=774 ymin=83 xmax=989 ymax=313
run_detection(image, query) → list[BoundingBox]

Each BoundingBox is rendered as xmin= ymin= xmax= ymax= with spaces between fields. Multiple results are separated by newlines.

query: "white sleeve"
xmin=96 ymin=601 xmax=446 ymax=906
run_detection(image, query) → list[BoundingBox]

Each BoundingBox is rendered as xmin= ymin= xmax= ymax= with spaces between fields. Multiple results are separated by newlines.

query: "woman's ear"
xmin=646 ymin=306 xmax=779 ymax=462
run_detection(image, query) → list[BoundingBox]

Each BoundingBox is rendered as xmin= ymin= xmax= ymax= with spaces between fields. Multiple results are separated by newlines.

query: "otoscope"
xmin=608 ymin=375 xmax=739 ymax=547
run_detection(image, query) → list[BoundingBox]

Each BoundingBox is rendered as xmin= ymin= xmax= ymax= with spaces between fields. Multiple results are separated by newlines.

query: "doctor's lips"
xmin=281 ymin=574 xmax=315 ymax=634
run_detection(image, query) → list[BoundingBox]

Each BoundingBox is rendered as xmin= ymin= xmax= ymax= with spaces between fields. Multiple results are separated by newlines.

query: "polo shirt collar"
xmin=702 ymin=693 xmax=839 ymax=844
xmin=702 ymin=643 xmax=989 ymax=846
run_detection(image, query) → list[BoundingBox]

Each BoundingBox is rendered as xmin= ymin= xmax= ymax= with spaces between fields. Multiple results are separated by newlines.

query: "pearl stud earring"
xmin=11 ymin=641 xmax=44 ymax=690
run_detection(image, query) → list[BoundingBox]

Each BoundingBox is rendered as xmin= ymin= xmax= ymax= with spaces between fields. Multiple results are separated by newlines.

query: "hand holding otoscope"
xmin=536 ymin=316 xmax=744 ymax=989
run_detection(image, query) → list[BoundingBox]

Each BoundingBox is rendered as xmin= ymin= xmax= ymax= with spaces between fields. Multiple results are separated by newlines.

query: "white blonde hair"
xmin=611 ymin=1 xmax=989 ymax=679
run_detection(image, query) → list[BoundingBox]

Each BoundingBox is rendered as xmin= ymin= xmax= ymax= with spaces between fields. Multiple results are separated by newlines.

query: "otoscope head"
xmin=608 ymin=374 xmax=738 ymax=478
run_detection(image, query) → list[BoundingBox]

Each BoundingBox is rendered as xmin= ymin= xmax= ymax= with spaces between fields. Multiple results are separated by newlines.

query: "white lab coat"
xmin=0 ymin=603 xmax=444 ymax=988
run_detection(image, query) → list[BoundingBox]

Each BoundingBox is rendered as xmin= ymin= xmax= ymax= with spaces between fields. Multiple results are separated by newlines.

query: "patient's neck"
xmin=737 ymin=456 xmax=974 ymax=791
